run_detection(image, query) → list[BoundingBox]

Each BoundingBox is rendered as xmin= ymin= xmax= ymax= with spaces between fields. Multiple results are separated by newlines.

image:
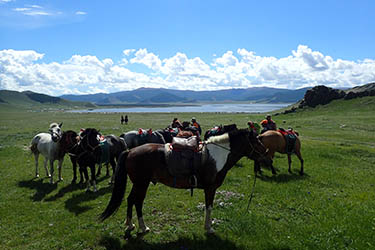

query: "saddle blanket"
xmin=99 ymin=139 xmax=110 ymax=164
xmin=164 ymin=141 xmax=208 ymax=178
xmin=278 ymin=128 xmax=297 ymax=154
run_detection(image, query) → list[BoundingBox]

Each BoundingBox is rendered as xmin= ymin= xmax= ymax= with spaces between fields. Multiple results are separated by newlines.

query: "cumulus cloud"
xmin=0 ymin=45 xmax=374 ymax=95
xmin=75 ymin=11 xmax=87 ymax=15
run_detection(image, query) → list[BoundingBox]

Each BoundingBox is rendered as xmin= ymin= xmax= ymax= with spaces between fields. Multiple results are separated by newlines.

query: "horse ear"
xmin=59 ymin=122 xmax=63 ymax=128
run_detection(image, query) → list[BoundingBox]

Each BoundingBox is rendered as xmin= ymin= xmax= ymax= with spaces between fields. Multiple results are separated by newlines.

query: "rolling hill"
xmin=60 ymin=87 xmax=310 ymax=105
xmin=0 ymin=90 xmax=96 ymax=110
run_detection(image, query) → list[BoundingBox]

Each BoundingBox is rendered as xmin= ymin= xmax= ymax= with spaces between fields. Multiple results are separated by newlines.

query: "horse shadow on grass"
xmin=18 ymin=177 xmax=58 ymax=201
xmin=99 ymin=233 xmax=242 ymax=250
xmin=64 ymin=184 xmax=113 ymax=215
xmin=44 ymin=175 xmax=111 ymax=202
xmin=258 ymin=172 xmax=310 ymax=183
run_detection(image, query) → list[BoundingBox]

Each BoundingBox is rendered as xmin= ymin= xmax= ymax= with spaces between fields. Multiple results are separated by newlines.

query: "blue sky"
xmin=1 ymin=0 xmax=375 ymax=95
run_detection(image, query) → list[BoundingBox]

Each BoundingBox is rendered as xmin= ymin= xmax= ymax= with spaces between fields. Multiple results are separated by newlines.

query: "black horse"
xmin=204 ymin=124 xmax=237 ymax=140
xmin=99 ymin=129 xmax=273 ymax=235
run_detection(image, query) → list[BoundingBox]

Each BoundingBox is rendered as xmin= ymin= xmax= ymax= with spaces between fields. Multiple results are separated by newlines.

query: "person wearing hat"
xmin=191 ymin=117 xmax=202 ymax=136
xmin=260 ymin=114 xmax=276 ymax=134
xmin=171 ymin=118 xmax=183 ymax=129
xmin=247 ymin=120 xmax=261 ymax=135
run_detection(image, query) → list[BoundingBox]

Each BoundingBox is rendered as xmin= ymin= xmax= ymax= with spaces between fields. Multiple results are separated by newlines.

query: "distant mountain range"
xmin=61 ymin=87 xmax=311 ymax=105
xmin=0 ymin=90 xmax=95 ymax=109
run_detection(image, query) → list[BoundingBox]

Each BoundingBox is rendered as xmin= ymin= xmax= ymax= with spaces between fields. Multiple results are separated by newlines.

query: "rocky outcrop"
xmin=299 ymin=85 xmax=345 ymax=108
xmin=275 ymin=82 xmax=375 ymax=115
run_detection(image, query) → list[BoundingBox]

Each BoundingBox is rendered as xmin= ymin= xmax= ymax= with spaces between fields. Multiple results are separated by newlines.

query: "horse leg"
xmin=254 ymin=160 xmax=262 ymax=176
xmin=96 ymin=163 xmax=102 ymax=177
xmin=287 ymin=154 xmax=292 ymax=174
xmin=269 ymin=151 xmax=277 ymax=175
xmin=90 ymin=164 xmax=97 ymax=192
xmin=135 ymin=182 xmax=151 ymax=234
xmin=295 ymin=150 xmax=304 ymax=175
xmin=124 ymin=187 xmax=136 ymax=236
xmin=204 ymin=187 xmax=216 ymax=234
xmin=49 ymin=159 xmax=54 ymax=184
xmin=82 ymin=167 xmax=90 ymax=191
xmin=79 ymin=167 xmax=85 ymax=183
xmin=71 ymin=157 xmax=77 ymax=184
xmin=34 ymin=153 xmax=40 ymax=178
xmin=57 ymin=158 xmax=63 ymax=181
xmin=43 ymin=158 xmax=50 ymax=178
xmin=109 ymin=159 xmax=116 ymax=184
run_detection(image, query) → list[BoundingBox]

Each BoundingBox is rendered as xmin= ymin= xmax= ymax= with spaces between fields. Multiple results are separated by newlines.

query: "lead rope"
xmin=246 ymin=172 xmax=257 ymax=212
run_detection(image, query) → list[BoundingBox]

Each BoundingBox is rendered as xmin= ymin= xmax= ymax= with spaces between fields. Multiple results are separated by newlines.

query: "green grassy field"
xmin=0 ymin=97 xmax=375 ymax=250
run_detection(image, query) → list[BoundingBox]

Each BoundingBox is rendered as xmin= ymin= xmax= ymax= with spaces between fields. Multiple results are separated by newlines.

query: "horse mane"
xmin=206 ymin=133 xmax=230 ymax=144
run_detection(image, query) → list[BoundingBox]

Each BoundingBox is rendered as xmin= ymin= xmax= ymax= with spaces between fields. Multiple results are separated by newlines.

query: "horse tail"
xmin=99 ymin=150 xmax=129 ymax=221
xmin=30 ymin=135 xmax=40 ymax=154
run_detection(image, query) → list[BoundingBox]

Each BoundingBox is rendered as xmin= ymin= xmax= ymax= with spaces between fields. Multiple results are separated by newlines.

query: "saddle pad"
xmin=164 ymin=143 xmax=208 ymax=177
xmin=99 ymin=140 xmax=110 ymax=164
xmin=278 ymin=129 xmax=297 ymax=154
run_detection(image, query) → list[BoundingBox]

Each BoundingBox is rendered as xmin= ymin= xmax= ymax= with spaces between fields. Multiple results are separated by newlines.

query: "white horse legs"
xmin=57 ymin=159 xmax=63 ymax=182
xmin=34 ymin=153 xmax=51 ymax=178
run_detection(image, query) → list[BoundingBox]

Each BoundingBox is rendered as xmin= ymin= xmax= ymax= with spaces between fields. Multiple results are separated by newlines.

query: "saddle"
xmin=164 ymin=136 xmax=208 ymax=191
xmin=278 ymin=128 xmax=297 ymax=154
xmin=170 ymin=136 xmax=199 ymax=151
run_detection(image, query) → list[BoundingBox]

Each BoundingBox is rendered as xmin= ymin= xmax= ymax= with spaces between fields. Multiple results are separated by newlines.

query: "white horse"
xmin=30 ymin=123 xmax=64 ymax=184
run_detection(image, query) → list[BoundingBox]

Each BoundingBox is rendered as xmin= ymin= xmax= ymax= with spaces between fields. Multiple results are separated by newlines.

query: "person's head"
xmin=266 ymin=114 xmax=271 ymax=120
xmin=173 ymin=118 xmax=178 ymax=122
xmin=191 ymin=117 xmax=196 ymax=122
xmin=247 ymin=121 xmax=254 ymax=126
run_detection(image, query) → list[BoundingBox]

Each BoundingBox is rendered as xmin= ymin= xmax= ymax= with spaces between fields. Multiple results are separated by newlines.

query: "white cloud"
xmin=0 ymin=45 xmax=375 ymax=95
xmin=12 ymin=5 xmax=58 ymax=16
xmin=75 ymin=11 xmax=87 ymax=15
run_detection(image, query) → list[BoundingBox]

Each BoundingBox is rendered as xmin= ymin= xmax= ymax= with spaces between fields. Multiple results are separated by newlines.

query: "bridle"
xmin=209 ymin=132 xmax=267 ymax=160
xmin=79 ymin=130 xmax=101 ymax=153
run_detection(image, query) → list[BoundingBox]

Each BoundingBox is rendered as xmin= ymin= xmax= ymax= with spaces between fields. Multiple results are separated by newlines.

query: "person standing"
xmin=191 ymin=117 xmax=202 ymax=136
xmin=121 ymin=115 xmax=124 ymax=125
xmin=124 ymin=115 xmax=128 ymax=125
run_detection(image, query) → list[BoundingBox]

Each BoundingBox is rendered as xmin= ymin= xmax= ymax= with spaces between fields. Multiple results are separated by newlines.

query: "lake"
xmin=69 ymin=103 xmax=292 ymax=113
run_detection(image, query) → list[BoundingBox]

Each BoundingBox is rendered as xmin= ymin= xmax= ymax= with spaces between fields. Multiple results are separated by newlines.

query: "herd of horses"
xmin=30 ymin=121 xmax=303 ymax=235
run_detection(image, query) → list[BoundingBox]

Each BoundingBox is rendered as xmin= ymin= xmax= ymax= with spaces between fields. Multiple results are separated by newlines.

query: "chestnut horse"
xmin=255 ymin=130 xmax=304 ymax=175
xmin=99 ymin=129 xmax=273 ymax=235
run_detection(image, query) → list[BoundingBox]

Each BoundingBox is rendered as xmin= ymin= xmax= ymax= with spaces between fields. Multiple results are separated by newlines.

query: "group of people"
xmin=171 ymin=117 xmax=202 ymax=136
xmin=120 ymin=115 xmax=128 ymax=125
xmin=248 ymin=114 xmax=276 ymax=134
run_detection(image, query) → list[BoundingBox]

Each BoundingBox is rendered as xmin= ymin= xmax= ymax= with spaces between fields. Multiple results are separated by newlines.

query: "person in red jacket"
xmin=260 ymin=114 xmax=276 ymax=134
xmin=191 ymin=117 xmax=202 ymax=136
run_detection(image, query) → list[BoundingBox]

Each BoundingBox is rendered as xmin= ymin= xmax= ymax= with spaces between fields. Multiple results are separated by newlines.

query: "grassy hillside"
xmin=0 ymin=97 xmax=374 ymax=249
xmin=0 ymin=90 xmax=96 ymax=111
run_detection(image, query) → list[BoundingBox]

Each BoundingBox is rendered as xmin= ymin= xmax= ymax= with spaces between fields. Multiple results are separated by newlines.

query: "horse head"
xmin=48 ymin=122 xmax=63 ymax=142
xmin=79 ymin=128 xmax=102 ymax=162
xmin=230 ymin=129 xmax=273 ymax=167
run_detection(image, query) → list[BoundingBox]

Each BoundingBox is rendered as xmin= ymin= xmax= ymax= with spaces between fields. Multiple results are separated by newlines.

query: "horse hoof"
xmin=288 ymin=170 xmax=292 ymax=174
xmin=205 ymin=228 xmax=215 ymax=234
xmin=36 ymin=174 xmax=40 ymax=178
xmin=299 ymin=171 xmax=304 ymax=176
xmin=138 ymin=227 xmax=150 ymax=235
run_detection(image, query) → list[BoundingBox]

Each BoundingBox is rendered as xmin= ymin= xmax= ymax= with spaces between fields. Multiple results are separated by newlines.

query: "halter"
xmin=80 ymin=131 xmax=100 ymax=152
xmin=209 ymin=133 xmax=265 ymax=160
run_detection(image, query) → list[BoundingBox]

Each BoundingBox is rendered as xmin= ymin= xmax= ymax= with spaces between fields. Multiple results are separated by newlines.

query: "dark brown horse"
xmin=99 ymin=129 xmax=273 ymax=235
xmin=255 ymin=130 xmax=304 ymax=175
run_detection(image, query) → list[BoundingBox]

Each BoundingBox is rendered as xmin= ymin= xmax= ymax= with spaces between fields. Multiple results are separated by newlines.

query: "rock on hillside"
xmin=276 ymin=82 xmax=375 ymax=115
xmin=344 ymin=82 xmax=375 ymax=100
xmin=299 ymin=85 xmax=345 ymax=108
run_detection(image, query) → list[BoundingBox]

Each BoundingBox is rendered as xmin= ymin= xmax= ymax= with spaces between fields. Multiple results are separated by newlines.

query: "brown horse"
xmin=255 ymin=130 xmax=304 ymax=175
xmin=99 ymin=129 xmax=273 ymax=235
